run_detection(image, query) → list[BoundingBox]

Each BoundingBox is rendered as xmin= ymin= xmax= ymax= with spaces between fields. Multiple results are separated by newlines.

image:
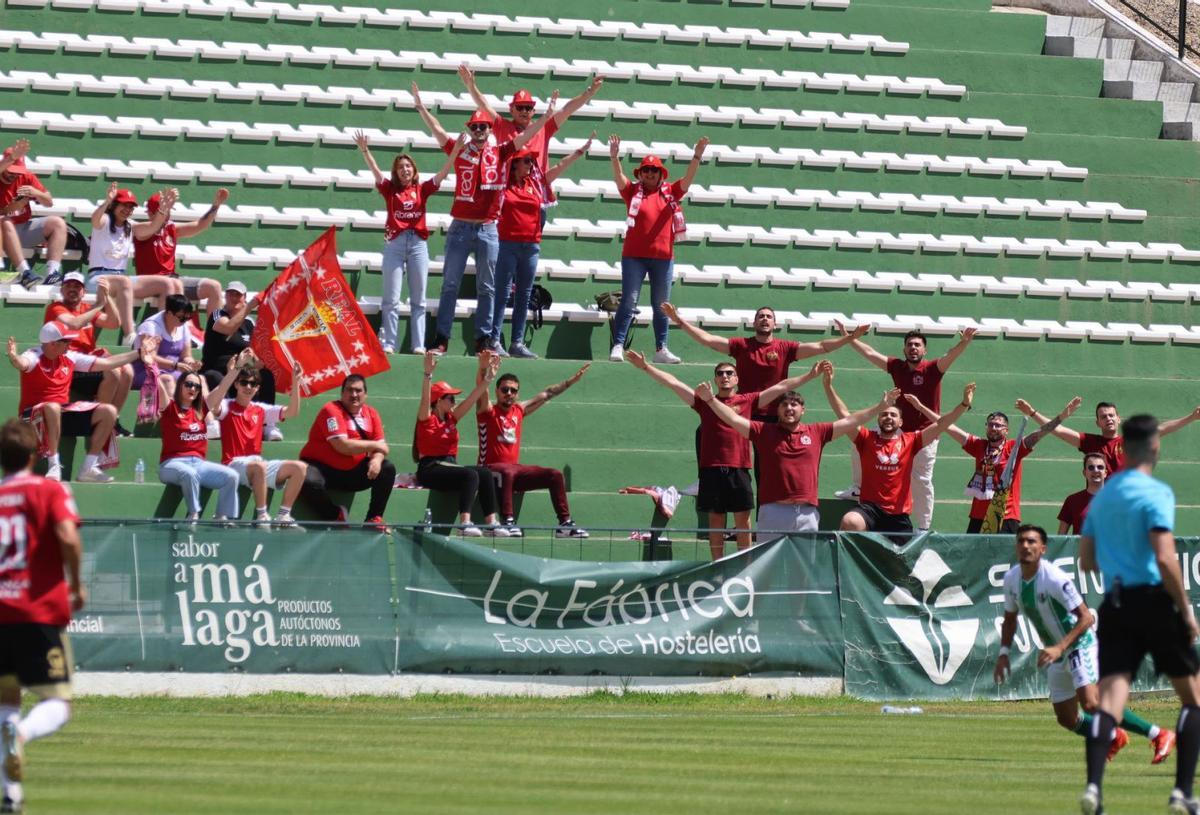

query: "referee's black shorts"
xmin=1098 ymin=584 xmax=1200 ymax=679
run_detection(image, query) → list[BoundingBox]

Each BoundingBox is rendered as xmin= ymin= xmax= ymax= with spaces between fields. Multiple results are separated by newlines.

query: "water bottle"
xmin=421 ymin=508 xmax=433 ymax=533
xmin=134 ymin=458 xmax=145 ymax=485
xmin=881 ymin=705 xmax=924 ymax=715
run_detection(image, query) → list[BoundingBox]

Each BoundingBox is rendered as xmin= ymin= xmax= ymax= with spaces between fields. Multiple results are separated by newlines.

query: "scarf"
xmin=626 ymin=182 xmax=686 ymax=242
xmin=964 ymin=439 xmax=1007 ymax=500
xmin=30 ymin=402 xmax=119 ymax=469
xmin=454 ymin=136 xmax=503 ymax=204
xmin=136 ymin=360 xmax=162 ymax=425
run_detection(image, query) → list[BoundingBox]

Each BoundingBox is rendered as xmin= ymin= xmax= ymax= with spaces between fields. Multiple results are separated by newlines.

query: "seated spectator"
xmin=299 ymin=374 xmax=396 ymax=528
xmin=133 ymin=293 xmax=201 ymax=406
xmin=43 ymin=274 xmax=134 ymax=436
xmin=0 ymin=138 xmax=68 ymax=288
xmin=207 ymin=350 xmax=305 ymax=528
xmin=414 ymin=351 xmax=508 ymax=537
xmin=6 ymin=323 xmax=154 ymax=482
xmin=156 ymin=371 xmax=239 ymax=522
xmin=87 ymin=183 xmax=178 ymax=345
xmin=134 ymin=188 xmax=226 ymax=324
xmin=201 ymin=282 xmax=280 ymax=440
xmin=475 ymin=355 xmax=590 ymax=536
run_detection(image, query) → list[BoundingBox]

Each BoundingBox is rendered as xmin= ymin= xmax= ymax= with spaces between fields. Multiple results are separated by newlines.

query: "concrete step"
xmin=1072 ymin=37 xmax=1136 ymax=61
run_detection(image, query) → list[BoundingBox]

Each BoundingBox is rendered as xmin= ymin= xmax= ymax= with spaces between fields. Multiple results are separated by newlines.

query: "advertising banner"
xmin=394 ymin=532 xmax=843 ymax=676
xmin=70 ymin=524 xmax=395 ymax=674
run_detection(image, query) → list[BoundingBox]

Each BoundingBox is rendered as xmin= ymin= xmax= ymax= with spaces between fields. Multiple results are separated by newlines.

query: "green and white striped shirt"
xmin=1003 ymin=560 xmax=1095 ymax=661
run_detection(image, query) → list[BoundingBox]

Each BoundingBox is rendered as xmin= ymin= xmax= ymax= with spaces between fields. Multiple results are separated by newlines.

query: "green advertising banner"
xmin=838 ymin=533 xmax=1193 ymax=701
xmin=394 ymin=531 xmax=843 ymax=676
xmin=70 ymin=524 xmax=396 ymax=674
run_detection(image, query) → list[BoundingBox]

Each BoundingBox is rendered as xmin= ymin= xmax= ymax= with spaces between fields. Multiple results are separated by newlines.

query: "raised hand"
xmin=608 ymin=133 xmax=621 ymax=159
xmin=832 ymin=319 xmax=849 ymax=338
xmin=423 ymin=350 xmax=438 ymax=375
xmin=962 ymin=382 xmax=976 ymax=407
xmin=1062 ymin=396 xmax=1082 ymax=418
xmin=8 ymin=138 xmax=29 ymax=162
xmin=625 ymin=349 xmax=647 ymax=370
xmin=693 ymin=136 xmax=709 ymax=160
xmin=588 ymin=75 xmax=604 ymax=94
xmin=7 ymin=337 xmax=17 ymax=358
xmin=410 ymin=81 xmax=424 ymax=108
xmin=457 ymin=63 xmax=476 ymax=87
xmin=818 ymin=360 xmax=834 ymax=382
xmin=903 ymin=393 xmax=922 ymax=407
xmin=695 ymin=381 xmax=715 ymax=403
xmin=881 ymin=387 xmax=901 ymax=407
xmin=483 ymin=353 xmax=501 ymax=382
xmin=212 ymin=188 xmax=229 ymax=207
xmin=1014 ymin=398 xmax=1035 ymax=417
xmin=105 ymin=181 xmax=119 ymax=202
xmin=352 ymin=130 xmax=369 ymax=151
xmin=659 ymin=301 xmax=680 ymax=323
xmin=961 ymin=327 xmax=978 ymax=342
xmin=849 ymin=323 xmax=870 ymax=339
xmin=568 ymin=362 xmax=590 ymax=383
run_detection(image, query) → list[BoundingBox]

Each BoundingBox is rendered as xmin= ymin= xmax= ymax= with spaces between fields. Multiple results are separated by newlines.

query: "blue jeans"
xmin=438 ymin=220 xmax=498 ymax=341
xmin=159 ymin=456 xmax=240 ymax=517
xmin=380 ymin=231 xmax=429 ymax=351
xmin=492 ymin=240 xmax=540 ymax=346
xmin=612 ymin=257 xmax=674 ymax=348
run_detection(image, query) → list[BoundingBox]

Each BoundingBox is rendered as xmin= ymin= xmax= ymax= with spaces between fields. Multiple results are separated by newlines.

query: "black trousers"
xmin=300 ymin=457 xmax=396 ymax=521
xmin=416 ymin=457 xmax=497 ymax=515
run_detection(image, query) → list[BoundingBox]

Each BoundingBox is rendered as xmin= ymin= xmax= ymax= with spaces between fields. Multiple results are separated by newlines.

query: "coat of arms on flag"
xmin=251 ymin=227 xmax=389 ymax=397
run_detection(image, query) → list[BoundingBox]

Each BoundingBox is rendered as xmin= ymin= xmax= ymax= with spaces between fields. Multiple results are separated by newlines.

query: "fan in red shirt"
xmin=155 ymin=371 xmax=240 ymax=522
xmin=491 ymin=136 xmax=591 ymax=359
xmin=8 ymin=323 xmax=150 ymax=483
xmin=474 ymin=355 xmax=591 ymax=538
xmin=413 ymin=351 xmax=507 ymax=537
xmin=298 ymin=374 xmax=395 ymax=528
xmin=0 ymin=418 xmax=84 ymax=814
xmin=819 ymin=360 xmax=975 ymax=538
xmin=42 ymin=274 xmax=134 ymax=433
xmin=0 ymin=138 xmax=69 ymax=288
xmin=909 ymin=395 xmax=1076 ymax=533
xmin=206 ymin=351 xmax=306 ymax=529
xmin=410 ymin=85 xmax=554 ymax=357
xmin=1015 ymin=398 xmax=1200 ymax=475
xmin=352 ymin=130 xmax=462 ymax=355
xmin=1058 ymin=453 xmax=1108 ymax=534
xmin=662 ymin=303 xmax=869 ymax=419
xmin=630 ymin=351 xmax=822 ymax=558
xmin=133 ymin=188 xmax=226 ymax=324
xmin=835 ymin=323 xmax=978 ymax=532
xmin=606 ymin=134 xmax=709 ymax=365
xmin=699 ymin=380 xmax=900 ymax=541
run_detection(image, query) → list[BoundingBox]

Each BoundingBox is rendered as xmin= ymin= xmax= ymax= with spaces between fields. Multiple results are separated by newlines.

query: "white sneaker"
xmin=264 ymin=425 xmax=284 ymax=442
xmin=45 ymin=463 xmax=62 ymax=481
xmin=184 ymin=511 xmax=200 ymax=522
xmin=254 ymin=510 xmax=271 ymax=528
xmin=483 ymin=524 xmax=512 ymax=538
xmin=274 ymin=510 xmax=297 ymax=528
xmin=76 ymin=466 xmax=114 ymax=483
xmin=834 ymin=484 xmax=860 ymax=500
xmin=412 ymin=346 xmax=426 ymax=355
xmin=680 ymin=480 xmax=699 ymax=497
xmin=652 ymin=347 xmax=681 ymax=364
xmin=381 ymin=344 xmax=395 ymax=354
xmin=609 ymin=345 xmax=624 ymax=362
xmin=459 ymin=525 xmax=483 ymax=537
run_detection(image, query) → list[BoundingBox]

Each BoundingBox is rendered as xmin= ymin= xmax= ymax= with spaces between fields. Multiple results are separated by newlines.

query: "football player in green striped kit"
xmin=994 ymin=524 xmax=1176 ymax=764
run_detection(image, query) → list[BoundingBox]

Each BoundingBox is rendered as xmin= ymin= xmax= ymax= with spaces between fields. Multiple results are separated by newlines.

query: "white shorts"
xmin=228 ymin=456 xmax=284 ymax=490
xmin=756 ymin=502 xmax=820 ymax=543
xmin=10 ymin=218 xmax=51 ymax=248
xmin=1046 ymin=643 xmax=1100 ymax=704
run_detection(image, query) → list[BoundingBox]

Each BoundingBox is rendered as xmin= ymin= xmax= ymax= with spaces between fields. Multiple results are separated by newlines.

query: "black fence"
xmin=1117 ymin=0 xmax=1199 ymax=61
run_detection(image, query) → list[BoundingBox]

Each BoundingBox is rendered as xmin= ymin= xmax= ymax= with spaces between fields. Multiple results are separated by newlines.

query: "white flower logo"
xmin=883 ymin=550 xmax=979 ymax=685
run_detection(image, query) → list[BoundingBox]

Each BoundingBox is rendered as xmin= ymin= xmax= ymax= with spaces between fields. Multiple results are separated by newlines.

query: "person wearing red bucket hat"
xmin=352 ymin=128 xmax=466 ymax=355
xmin=490 ymin=134 xmax=593 ymax=359
xmin=135 ymin=187 xmax=226 ymax=325
xmin=458 ymin=64 xmax=604 ymax=180
xmin=606 ymin=133 xmax=709 ymax=365
xmin=411 ymin=83 xmax=555 ymax=356
xmin=86 ymin=182 xmax=177 ymax=346
xmin=0 ymin=138 xmax=69 ymax=289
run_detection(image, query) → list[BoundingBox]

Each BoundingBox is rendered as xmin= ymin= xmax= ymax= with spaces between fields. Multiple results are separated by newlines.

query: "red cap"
xmin=633 ymin=155 xmax=668 ymax=179
xmin=39 ymin=321 xmax=80 ymax=344
xmin=430 ymin=381 xmax=463 ymax=402
xmin=112 ymin=188 xmax=138 ymax=205
xmin=1 ymin=147 xmax=25 ymax=170
xmin=511 ymin=148 xmax=539 ymax=163
xmin=145 ymin=192 xmax=162 ymax=215
xmin=466 ymin=109 xmax=494 ymax=127
xmin=510 ymin=89 xmax=535 ymax=107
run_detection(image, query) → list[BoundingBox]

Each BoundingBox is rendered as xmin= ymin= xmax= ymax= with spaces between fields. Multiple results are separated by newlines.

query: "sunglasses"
xmin=467 ymin=123 xmax=490 ymax=132
xmin=1085 ymin=465 xmax=1106 ymax=472
xmin=499 ymin=386 xmax=519 ymax=395
xmin=182 ymin=381 xmax=201 ymax=390
xmin=715 ymin=370 xmax=736 ymax=377
xmin=639 ymin=167 xmax=662 ymax=174
xmin=439 ymin=394 xmax=456 ymax=403
xmin=513 ymin=104 xmax=534 ymax=113
xmin=237 ymin=379 xmax=260 ymax=388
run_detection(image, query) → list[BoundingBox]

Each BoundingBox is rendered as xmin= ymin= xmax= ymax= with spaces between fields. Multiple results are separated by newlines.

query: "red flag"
xmin=251 ymin=228 xmax=389 ymax=397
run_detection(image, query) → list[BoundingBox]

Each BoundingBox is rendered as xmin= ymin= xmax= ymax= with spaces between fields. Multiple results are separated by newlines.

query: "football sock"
xmin=47 ymin=453 xmax=61 ymax=468
xmin=1120 ymin=708 xmax=1156 ymax=738
xmin=1073 ymin=712 xmax=1094 ymax=736
xmin=15 ymin=262 xmax=29 ymax=275
xmin=1086 ymin=709 xmax=1117 ymax=789
xmin=19 ymin=698 xmax=69 ymax=742
xmin=1175 ymin=705 xmax=1200 ymax=797
xmin=0 ymin=705 xmax=16 ymax=799
xmin=45 ymin=260 xmax=61 ymax=275
xmin=278 ymin=505 xmax=292 ymax=515
xmin=82 ymin=454 xmax=99 ymax=471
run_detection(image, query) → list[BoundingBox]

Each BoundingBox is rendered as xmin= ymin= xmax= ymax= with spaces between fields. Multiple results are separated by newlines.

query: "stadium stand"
xmin=2 ymin=0 xmax=1200 ymax=547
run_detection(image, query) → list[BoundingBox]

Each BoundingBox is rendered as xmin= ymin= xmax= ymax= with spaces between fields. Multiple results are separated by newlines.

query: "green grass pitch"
xmin=14 ymin=693 xmax=1190 ymax=814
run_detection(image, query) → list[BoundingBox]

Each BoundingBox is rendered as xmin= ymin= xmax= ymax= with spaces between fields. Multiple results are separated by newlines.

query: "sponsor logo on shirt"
xmin=765 ymin=351 xmax=779 ymax=362
xmin=326 ymin=417 xmax=339 ymax=432
xmin=800 ymin=435 xmax=811 ymax=445
xmin=912 ymin=375 xmax=924 ymax=386
xmin=876 ymin=450 xmax=900 ymax=466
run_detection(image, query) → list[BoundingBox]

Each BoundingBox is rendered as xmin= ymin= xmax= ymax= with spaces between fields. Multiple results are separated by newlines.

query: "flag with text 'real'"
xmin=250 ymin=227 xmax=389 ymax=397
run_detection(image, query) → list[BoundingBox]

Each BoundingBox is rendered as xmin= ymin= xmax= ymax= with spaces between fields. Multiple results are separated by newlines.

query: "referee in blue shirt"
xmin=1078 ymin=415 xmax=1200 ymax=815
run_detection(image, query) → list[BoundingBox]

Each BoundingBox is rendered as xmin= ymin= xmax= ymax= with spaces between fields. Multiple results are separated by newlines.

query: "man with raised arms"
xmin=629 ymin=351 xmax=820 ymax=558
xmin=994 ymin=524 xmax=1174 ymax=765
xmin=834 ymin=322 xmax=978 ymax=532
xmin=697 ymin=380 xmax=899 ymax=539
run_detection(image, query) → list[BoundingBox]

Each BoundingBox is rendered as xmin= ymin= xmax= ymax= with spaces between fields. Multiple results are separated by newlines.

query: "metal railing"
xmin=1117 ymin=0 xmax=1198 ymax=61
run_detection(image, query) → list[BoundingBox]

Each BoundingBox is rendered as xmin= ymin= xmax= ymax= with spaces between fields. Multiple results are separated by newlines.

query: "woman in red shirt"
xmin=491 ymin=135 xmax=592 ymax=359
xmin=414 ymin=351 xmax=507 ymax=537
xmin=353 ymin=131 xmax=466 ymax=355
xmin=607 ymin=135 xmax=708 ymax=365
xmin=157 ymin=371 xmax=239 ymax=522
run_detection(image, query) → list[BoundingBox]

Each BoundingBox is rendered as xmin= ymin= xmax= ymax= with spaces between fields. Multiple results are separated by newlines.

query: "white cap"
xmin=62 ymin=271 xmax=86 ymax=285
xmin=39 ymin=321 xmax=80 ymax=344
xmin=225 ymin=280 xmax=248 ymax=295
